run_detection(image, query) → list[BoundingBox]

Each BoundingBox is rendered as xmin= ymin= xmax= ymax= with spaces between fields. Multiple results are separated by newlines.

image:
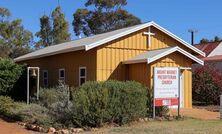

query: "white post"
xmin=148 ymin=27 xmax=151 ymax=47
xmin=220 ymin=95 xmax=222 ymax=119
xmin=37 ymin=68 xmax=40 ymax=100
xmin=153 ymin=67 xmax=156 ymax=119
xmin=178 ymin=67 xmax=180 ymax=117
xmin=27 ymin=67 xmax=30 ymax=104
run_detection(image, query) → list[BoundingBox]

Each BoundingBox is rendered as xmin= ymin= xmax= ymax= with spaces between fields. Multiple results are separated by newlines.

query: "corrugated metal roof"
xmin=202 ymin=55 xmax=222 ymax=61
xmin=14 ymin=23 xmax=147 ymax=62
xmin=123 ymin=46 xmax=204 ymax=65
xmin=123 ymin=47 xmax=173 ymax=64
xmin=14 ymin=21 xmax=205 ymax=62
xmin=194 ymin=42 xmax=221 ymax=56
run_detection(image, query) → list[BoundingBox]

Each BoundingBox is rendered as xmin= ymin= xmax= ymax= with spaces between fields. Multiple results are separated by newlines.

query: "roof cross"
xmin=143 ymin=27 xmax=155 ymax=47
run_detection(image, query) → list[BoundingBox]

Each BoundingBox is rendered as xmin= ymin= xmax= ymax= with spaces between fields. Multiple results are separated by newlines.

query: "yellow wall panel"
xmin=20 ymin=50 xmax=97 ymax=87
xmin=148 ymin=52 xmax=193 ymax=108
xmin=149 ymin=26 xmax=193 ymax=53
xmin=96 ymin=28 xmax=148 ymax=81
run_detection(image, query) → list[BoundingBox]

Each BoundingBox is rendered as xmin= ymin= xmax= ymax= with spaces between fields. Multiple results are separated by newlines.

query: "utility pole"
xmin=188 ymin=29 xmax=198 ymax=45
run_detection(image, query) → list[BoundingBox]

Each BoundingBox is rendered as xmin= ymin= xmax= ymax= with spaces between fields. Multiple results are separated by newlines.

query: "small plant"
xmin=0 ymin=96 xmax=20 ymax=118
xmin=38 ymin=85 xmax=70 ymax=108
xmin=14 ymin=103 xmax=54 ymax=127
xmin=37 ymin=84 xmax=72 ymax=128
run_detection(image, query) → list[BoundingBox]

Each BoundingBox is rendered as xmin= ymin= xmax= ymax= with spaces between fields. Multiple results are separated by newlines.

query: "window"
xmin=79 ymin=67 xmax=86 ymax=86
xmin=43 ymin=70 xmax=48 ymax=87
xmin=59 ymin=69 xmax=65 ymax=83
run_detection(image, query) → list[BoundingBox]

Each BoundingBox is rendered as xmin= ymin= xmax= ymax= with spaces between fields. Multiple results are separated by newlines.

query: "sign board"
xmin=154 ymin=67 xmax=179 ymax=106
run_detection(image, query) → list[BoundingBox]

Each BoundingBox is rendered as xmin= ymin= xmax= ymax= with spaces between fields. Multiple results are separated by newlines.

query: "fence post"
xmin=220 ymin=95 xmax=222 ymax=120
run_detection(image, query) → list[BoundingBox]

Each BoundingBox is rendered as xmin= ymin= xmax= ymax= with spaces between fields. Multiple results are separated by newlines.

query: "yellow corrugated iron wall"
xmin=96 ymin=29 xmax=149 ymax=81
xmin=127 ymin=53 xmax=192 ymax=108
xmin=96 ymin=26 xmax=195 ymax=82
xmin=149 ymin=52 xmax=193 ymax=108
xmin=150 ymin=26 xmax=192 ymax=53
xmin=128 ymin=63 xmax=150 ymax=87
xmin=96 ymin=26 xmax=193 ymax=108
xmin=20 ymin=50 xmax=97 ymax=87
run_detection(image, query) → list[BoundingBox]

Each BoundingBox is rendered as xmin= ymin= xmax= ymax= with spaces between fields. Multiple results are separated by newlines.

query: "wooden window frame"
xmin=43 ymin=70 xmax=48 ymax=87
xmin=59 ymin=68 xmax=65 ymax=83
xmin=79 ymin=67 xmax=87 ymax=86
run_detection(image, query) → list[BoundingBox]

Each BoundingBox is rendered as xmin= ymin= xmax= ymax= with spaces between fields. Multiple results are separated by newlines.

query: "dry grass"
xmin=82 ymin=118 xmax=222 ymax=134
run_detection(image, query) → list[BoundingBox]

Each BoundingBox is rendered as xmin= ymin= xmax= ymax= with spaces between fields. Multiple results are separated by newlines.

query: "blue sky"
xmin=0 ymin=0 xmax=221 ymax=44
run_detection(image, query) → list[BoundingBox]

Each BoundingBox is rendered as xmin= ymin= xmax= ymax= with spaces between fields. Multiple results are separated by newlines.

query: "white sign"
xmin=154 ymin=67 xmax=179 ymax=99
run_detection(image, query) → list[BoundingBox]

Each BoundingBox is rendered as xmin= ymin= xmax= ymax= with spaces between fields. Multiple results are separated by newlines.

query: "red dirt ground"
xmin=170 ymin=107 xmax=220 ymax=120
xmin=0 ymin=107 xmax=220 ymax=134
xmin=0 ymin=119 xmax=37 ymax=134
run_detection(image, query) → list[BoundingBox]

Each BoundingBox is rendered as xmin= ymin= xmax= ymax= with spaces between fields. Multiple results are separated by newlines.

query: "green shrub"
xmin=71 ymin=80 xmax=148 ymax=127
xmin=71 ymin=81 xmax=109 ymax=127
xmin=38 ymin=85 xmax=70 ymax=108
xmin=10 ymin=66 xmax=27 ymax=101
xmin=37 ymin=84 xmax=73 ymax=128
xmin=0 ymin=96 xmax=53 ymax=127
xmin=0 ymin=58 xmax=25 ymax=96
xmin=0 ymin=96 xmax=20 ymax=117
xmin=14 ymin=103 xmax=54 ymax=127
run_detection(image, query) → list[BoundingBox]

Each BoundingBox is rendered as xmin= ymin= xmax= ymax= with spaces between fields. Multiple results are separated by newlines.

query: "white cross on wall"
xmin=143 ymin=27 xmax=155 ymax=47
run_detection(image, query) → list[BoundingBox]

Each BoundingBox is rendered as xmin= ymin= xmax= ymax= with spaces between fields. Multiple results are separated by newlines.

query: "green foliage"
xmin=214 ymin=36 xmax=221 ymax=42
xmin=199 ymin=36 xmax=222 ymax=44
xmin=14 ymin=103 xmax=54 ymax=127
xmin=35 ymin=15 xmax=53 ymax=49
xmin=0 ymin=7 xmax=33 ymax=58
xmin=71 ymin=81 xmax=109 ymax=127
xmin=71 ymin=80 xmax=148 ymax=127
xmin=193 ymin=64 xmax=222 ymax=105
xmin=0 ymin=7 xmax=10 ymax=20
xmin=199 ymin=38 xmax=210 ymax=44
xmin=72 ymin=0 xmax=141 ymax=37
xmin=85 ymin=0 xmax=127 ymax=9
xmin=37 ymin=85 xmax=73 ymax=128
xmin=35 ymin=6 xmax=71 ymax=47
xmin=0 ymin=58 xmax=25 ymax=95
xmin=0 ymin=96 xmax=19 ymax=117
xmin=52 ymin=6 xmax=70 ymax=44
xmin=38 ymin=85 xmax=70 ymax=108
xmin=0 ymin=96 xmax=53 ymax=127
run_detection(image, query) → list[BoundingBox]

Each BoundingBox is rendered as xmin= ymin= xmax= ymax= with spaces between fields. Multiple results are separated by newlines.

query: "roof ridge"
xmin=15 ymin=21 xmax=205 ymax=62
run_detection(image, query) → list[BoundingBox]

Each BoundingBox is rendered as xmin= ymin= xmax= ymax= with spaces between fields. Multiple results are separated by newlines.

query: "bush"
xmin=0 ymin=58 xmax=26 ymax=99
xmin=37 ymin=84 xmax=73 ymax=128
xmin=14 ymin=103 xmax=54 ymax=127
xmin=0 ymin=96 xmax=53 ymax=127
xmin=71 ymin=80 xmax=148 ymax=127
xmin=0 ymin=96 xmax=20 ymax=118
xmin=193 ymin=63 xmax=222 ymax=105
xmin=38 ymin=84 xmax=70 ymax=108
xmin=0 ymin=80 xmax=170 ymax=128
